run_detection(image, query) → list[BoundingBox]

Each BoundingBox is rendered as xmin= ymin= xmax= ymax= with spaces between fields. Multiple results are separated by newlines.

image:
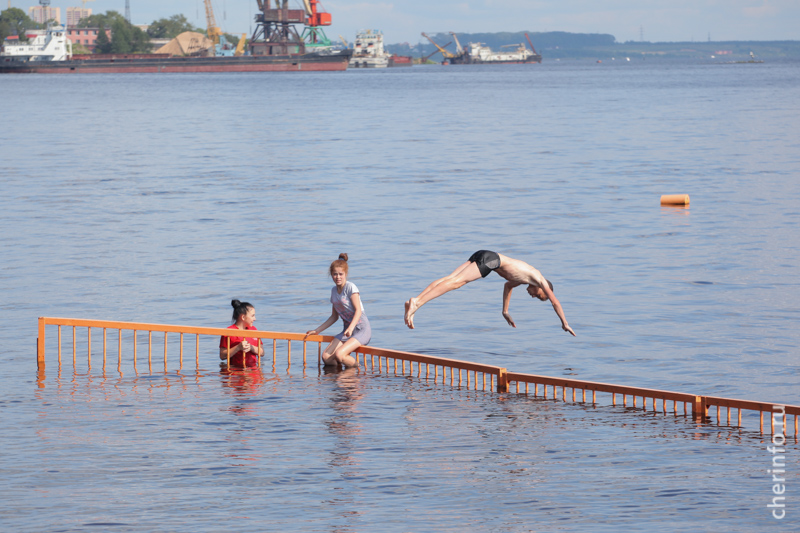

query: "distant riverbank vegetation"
xmin=0 ymin=9 xmax=238 ymax=54
xmin=0 ymin=8 xmax=38 ymax=42
xmin=389 ymin=30 xmax=800 ymax=61
xmin=78 ymin=11 xmax=150 ymax=53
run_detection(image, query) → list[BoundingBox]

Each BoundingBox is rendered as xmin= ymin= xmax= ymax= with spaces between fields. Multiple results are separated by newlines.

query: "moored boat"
xmin=388 ymin=54 xmax=413 ymax=67
xmin=450 ymin=42 xmax=542 ymax=64
xmin=447 ymin=32 xmax=542 ymax=65
xmin=348 ymin=29 xmax=389 ymax=68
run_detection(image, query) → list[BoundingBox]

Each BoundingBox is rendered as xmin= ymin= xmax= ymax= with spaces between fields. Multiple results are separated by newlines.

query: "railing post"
xmin=37 ymin=317 xmax=46 ymax=370
xmin=693 ymin=395 xmax=707 ymax=420
xmin=497 ymin=368 xmax=508 ymax=393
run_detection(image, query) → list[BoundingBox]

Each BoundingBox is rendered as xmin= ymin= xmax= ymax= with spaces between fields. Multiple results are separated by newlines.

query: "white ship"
xmin=348 ymin=29 xmax=389 ymax=68
xmin=462 ymin=41 xmax=540 ymax=63
xmin=448 ymin=32 xmax=542 ymax=64
xmin=1 ymin=23 xmax=72 ymax=63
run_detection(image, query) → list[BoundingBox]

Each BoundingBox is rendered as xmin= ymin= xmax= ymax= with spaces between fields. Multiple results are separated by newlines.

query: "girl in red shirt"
xmin=219 ymin=299 xmax=264 ymax=367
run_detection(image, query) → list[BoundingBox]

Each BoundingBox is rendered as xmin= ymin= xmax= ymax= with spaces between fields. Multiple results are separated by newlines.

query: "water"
xmin=1 ymin=59 xmax=799 ymax=530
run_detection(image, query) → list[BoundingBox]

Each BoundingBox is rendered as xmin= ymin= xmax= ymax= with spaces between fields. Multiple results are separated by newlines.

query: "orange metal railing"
xmin=36 ymin=317 xmax=332 ymax=372
xmin=354 ymin=345 xmax=507 ymax=393
xmin=506 ymin=372 xmax=800 ymax=436
xmin=37 ymin=317 xmax=798 ymax=437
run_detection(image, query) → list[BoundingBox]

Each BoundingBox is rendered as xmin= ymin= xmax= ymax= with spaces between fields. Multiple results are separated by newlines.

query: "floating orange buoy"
xmin=660 ymin=194 xmax=690 ymax=206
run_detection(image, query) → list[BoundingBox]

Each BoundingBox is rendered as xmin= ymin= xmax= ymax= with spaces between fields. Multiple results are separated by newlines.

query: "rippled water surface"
xmin=2 ymin=59 xmax=799 ymax=531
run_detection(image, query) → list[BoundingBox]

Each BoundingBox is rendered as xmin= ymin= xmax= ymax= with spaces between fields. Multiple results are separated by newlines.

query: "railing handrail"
xmin=36 ymin=317 xmax=800 ymax=433
xmin=703 ymin=395 xmax=800 ymax=417
xmin=506 ymin=371 xmax=697 ymax=403
xmin=38 ymin=316 xmax=335 ymax=343
xmin=507 ymin=371 xmax=800 ymax=417
xmin=360 ymin=345 xmax=504 ymax=375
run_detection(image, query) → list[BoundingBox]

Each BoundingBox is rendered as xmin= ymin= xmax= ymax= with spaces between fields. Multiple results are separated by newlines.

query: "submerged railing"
xmin=37 ymin=317 xmax=799 ymax=437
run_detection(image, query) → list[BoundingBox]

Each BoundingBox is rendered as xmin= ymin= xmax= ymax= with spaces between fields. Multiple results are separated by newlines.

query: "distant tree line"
xmin=146 ymin=14 xmax=204 ymax=39
xmin=0 ymin=9 xmax=239 ymax=54
xmin=79 ymin=12 xmax=241 ymax=53
xmin=78 ymin=11 xmax=150 ymax=53
xmin=147 ymin=14 xmax=242 ymax=46
xmin=0 ymin=8 xmax=40 ymax=42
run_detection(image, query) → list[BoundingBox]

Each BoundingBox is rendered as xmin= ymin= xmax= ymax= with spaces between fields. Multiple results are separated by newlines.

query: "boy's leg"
xmin=405 ymin=261 xmax=483 ymax=328
xmin=414 ymin=261 xmax=471 ymax=302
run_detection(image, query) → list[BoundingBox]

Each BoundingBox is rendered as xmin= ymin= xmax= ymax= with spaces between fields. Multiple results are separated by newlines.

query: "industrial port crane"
xmin=449 ymin=31 xmax=463 ymax=55
xmin=420 ymin=41 xmax=450 ymax=63
xmin=204 ymin=0 xmax=222 ymax=46
xmin=249 ymin=0 xmax=335 ymax=54
xmin=204 ymin=0 xmax=243 ymax=56
xmin=525 ymin=33 xmax=539 ymax=55
xmin=421 ymin=32 xmax=456 ymax=60
xmin=300 ymin=0 xmax=332 ymax=49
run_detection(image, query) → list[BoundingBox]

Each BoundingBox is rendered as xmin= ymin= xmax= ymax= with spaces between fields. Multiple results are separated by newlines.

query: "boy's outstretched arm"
xmin=542 ymin=284 xmax=576 ymax=336
xmin=502 ymin=281 xmax=519 ymax=327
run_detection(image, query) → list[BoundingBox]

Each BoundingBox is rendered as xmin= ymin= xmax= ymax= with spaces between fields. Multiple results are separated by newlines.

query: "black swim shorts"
xmin=468 ymin=250 xmax=501 ymax=278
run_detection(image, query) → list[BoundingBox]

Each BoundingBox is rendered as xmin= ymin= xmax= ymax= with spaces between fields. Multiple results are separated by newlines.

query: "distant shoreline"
xmin=388 ymin=31 xmax=800 ymax=60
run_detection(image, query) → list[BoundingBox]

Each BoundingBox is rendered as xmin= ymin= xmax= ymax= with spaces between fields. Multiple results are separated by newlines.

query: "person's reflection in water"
xmin=322 ymin=366 xmax=365 ymax=519
xmin=220 ymin=366 xmax=266 ymax=406
xmin=218 ymin=366 xmax=274 ymax=465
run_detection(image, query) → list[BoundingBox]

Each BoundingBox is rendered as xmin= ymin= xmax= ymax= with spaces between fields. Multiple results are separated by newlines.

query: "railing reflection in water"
xmin=37 ymin=317 xmax=798 ymax=438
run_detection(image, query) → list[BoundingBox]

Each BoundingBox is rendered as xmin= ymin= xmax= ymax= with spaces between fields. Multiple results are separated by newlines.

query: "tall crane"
xmin=204 ymin=0 xmax=238 ymax=55
xmin=449 ymin=31 xmax=463 ymax=55
xmin=234 ymin=33 xmax=247 ymax=56
xmin=204 ymin=0 xmax=223 ymax=47
xmin=300 ymin=0 xmax=332 ymax=49
xmin=524 ymin=32 xmax=538 ymax=55
xmin=420 ymin=41 xmax=450 ymax=63
xmin=421 ymin=32 xmax=455 ymax=60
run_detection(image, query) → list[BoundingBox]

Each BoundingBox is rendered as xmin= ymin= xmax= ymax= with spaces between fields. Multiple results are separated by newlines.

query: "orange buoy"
xmin=660 ymin=194 xmax=690 ymax=206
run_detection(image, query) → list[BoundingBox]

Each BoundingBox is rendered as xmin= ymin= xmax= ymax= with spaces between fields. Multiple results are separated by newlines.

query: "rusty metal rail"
xmin=37 ymin=317 xmax=798 ymax=436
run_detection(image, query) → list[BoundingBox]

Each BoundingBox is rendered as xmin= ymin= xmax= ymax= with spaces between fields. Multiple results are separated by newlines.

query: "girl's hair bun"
xmin=230 ymin=299 xmax=253 ymax=322
xmin=338 ymin=253 xmax=348 ymax=262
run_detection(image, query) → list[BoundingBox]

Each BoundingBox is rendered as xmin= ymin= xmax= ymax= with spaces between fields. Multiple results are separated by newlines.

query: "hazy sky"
xmin=33 ymin=0 xmax=800 ymax=44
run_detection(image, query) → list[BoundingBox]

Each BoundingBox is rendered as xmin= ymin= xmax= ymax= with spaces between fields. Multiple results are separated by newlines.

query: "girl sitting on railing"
xmin=306 ymin=253 xmax=371 ymax=367
xmin=219 ymin=299 xmax=264 ymax=367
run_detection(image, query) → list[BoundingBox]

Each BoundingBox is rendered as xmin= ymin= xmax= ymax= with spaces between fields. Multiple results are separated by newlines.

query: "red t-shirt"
xmin=219 ymin=324 xmax=262 ymax=367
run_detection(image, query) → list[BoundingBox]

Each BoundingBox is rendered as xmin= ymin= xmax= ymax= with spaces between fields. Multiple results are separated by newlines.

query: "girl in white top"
xmin=307 ymin=253 xmax=372 ymax=367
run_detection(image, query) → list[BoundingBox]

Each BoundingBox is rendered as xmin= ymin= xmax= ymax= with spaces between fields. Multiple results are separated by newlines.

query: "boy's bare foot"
xmin=404 ymin=298 xmax=418 ymax=329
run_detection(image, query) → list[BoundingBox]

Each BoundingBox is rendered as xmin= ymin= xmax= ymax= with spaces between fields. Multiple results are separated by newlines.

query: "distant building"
xmin=28 ymin=5 xmax=61 ymax=24
xmin=66 ymin=27 xmax=110 ymax=52
xmin=66 ymin=7 xmax=92 ymax=28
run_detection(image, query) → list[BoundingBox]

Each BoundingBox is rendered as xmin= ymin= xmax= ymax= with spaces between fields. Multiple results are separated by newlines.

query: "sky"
xmin=21 ymin=0 xmax=800 ymax=44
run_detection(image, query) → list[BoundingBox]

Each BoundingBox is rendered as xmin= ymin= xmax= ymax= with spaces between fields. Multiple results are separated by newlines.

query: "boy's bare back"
xmin=495 ymin=254 xmax=547 ymax=288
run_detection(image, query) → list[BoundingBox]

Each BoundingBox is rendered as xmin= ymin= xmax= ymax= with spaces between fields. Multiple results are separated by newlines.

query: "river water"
xmin=1 ymin=58 xmax=799 ymax=531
